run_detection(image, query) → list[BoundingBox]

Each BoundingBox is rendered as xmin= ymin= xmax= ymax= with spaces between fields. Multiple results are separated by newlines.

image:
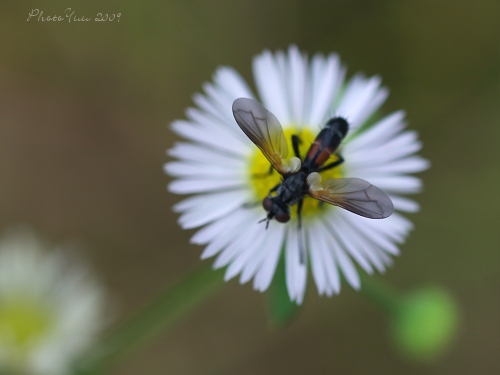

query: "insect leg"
xmin=291 ymin=135 xmax=302 ymax=159
xmin=268 ymin=183 xmax=280 ymax=194
xmin=297 ymin=198 xmax=306 ymax=265
xmin=252 ymin=164 xmax=274 ymax=178
xmin=316 ymin=154 xmax=344 ymax=172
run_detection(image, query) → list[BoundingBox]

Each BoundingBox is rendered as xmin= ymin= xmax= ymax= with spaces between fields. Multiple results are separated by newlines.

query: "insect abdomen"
xmin=304 ymin=117 xmax=349 ymax=169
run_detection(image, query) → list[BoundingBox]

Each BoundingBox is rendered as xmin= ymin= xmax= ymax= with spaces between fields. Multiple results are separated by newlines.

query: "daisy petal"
xmin=253 ymin=50 xmax=290 ymax=124
xmin=314 ymin=220 xmax=341 ymax=294
xmin=171 ymin=121 xmax=247 ymax=156
xmin=176 ymin=191 xmax=249 ymax=229
xmin=253 ymin=224 xmax=286 ymax=292
xmin=168 ymin=178 xmax=245 ymax=194
xmin=288 ymin=46 xmax=307 ymax=125
xmin=389 ymin=195 xmax=421 ymax=213
xmin=239 ymin=221 xmax=283 ymax=286
xmin=331 ymin=235 xmax=361 ymax=290
xmin=307 ymin=53 xmax=345 ymax=126
xmin=164 ymin=161 xmax=242 ymax=178
xmin=167 ymin=142 xmax=246 ymax=168
xmin=343 ymin=213 xmax=401 ymax=256
xmin=326 ymin=215 xmax=374 ymax=274
xmin=213 ymin=216 xmax=263 ymax=269
xmin=345 ymin=111 xmax=406 ymax=152
xmin=336 ymin=75 xmax=388 ymax=130
xmin=365 ymin=176 xmax=422 ymax=194
xmin=200 ymin=209 xmax=255 ymax=259
xmin=351 ymin=156 xmax=430 ymax=176
xmin=285 ymin=227 xmax=307 ymax=303
xmin=307 ymin=223 xmax=329 ymax=295
xmin=214 ymin=67 xmax=255 ymax=101
xmin=336 ymin=213 xmax=387 ymax=272
xmin=190 ymin=209 xmax=246 ymax=245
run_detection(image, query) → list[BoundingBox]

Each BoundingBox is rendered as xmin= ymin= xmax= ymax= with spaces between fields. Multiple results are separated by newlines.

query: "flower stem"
xmin=74 ymin=264 xmax=225 ymax=375
xmin=359 ymin=274 xmax=405 ymax=316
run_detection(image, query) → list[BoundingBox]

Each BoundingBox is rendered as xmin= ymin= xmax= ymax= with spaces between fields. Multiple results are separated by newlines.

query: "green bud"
xmin=390 ymin=287 xmax=460 ymax=361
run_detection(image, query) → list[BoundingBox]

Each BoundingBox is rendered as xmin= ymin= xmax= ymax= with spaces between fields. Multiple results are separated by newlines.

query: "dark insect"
xmin=232 ymin=98 xmax=394 ymax=262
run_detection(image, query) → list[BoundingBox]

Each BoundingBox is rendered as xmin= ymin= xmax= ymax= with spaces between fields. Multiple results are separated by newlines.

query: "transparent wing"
xmin=232 ymin=98 xmax=300 ymax=175
xmin=307 ymin=172 xmax=394 ymax=219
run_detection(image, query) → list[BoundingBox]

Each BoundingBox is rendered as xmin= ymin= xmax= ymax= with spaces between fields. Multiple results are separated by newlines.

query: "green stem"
xmin=359 ymin=274 xmax=406 ymax=316
xmin=74 ymin=264 xmax=226 ymax=375
xmin=266 ymin=251 xmax=300 ymax=326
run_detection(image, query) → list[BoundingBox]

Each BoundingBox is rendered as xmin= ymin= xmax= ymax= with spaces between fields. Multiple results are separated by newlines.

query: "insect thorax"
xmin=277 ymin=171 xmax=309 ymax=206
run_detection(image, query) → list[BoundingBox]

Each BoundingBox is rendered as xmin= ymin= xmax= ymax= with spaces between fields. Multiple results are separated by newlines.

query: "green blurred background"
xmin=0 ymin=0 xmax=498 ymax=374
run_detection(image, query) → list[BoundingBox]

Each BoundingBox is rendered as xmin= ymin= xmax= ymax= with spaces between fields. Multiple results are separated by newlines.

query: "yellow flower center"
xmin=0 ymin=296 xmax=55 ymax=364
xmin=248 ymin=126 xmax=343 ymax=220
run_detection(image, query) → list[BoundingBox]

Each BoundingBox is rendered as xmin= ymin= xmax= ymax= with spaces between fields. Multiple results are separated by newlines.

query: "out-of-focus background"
xmin=0 ymin=0 xmax=498 ymax=374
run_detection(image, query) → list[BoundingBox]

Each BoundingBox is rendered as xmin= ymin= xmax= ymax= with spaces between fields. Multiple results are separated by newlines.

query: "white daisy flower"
xmin=165 ymin=46 xmax=429 ymax=304
xmin=0 ymin=228 xmax=106 ymax=375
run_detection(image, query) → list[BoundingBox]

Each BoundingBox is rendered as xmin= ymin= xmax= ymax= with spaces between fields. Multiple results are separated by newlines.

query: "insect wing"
xmin=232 ymin=98 xmax=300 ymax=175
xmin=307 ymin=173 xmax=394 ymax=219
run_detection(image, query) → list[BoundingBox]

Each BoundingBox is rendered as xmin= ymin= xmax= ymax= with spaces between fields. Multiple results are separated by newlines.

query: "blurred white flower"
xmin=165 ymin=46 xmax=428 ymax=304
xmin=0 ymin=228 xmax=106 ymax=375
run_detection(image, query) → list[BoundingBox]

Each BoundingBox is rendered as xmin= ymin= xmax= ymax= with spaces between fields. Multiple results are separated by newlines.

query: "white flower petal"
xmin=285 ymin=227 xmax=307 ymax=304
xmin=314 ymin=220 xmax=342 ymax=294
xmin=191 ymin=209 xmax=245 ymax=245
xmin=365 ymin=176 xmax=422 ymax=194
xmin=331 ymin=233 xmax=361 ymax=290
xmin=200 ymin=209 xmax=255 ymax=259
xmin=389 ymin=194 xmax=421 ymax=213
xmin=201 ymin=67 xmax=256 ymax=130
xmin=167 ymin=142 xmax=246 ymax=168
xmin=164 ymin=161 xmax=243 ymax=179
xmin=371 ymin=246 xmax=394 ymax=267
xmin=201 ymin=82 xmax=248 ymax=131
xmin=351 ymin=156 xmax=430 ymax=176
xmin=240 ymin=221 xmax=283 ymax=285
xmin=253 ymin=50 xmax=290 ymax=124
xmin=288 ymin=46 xmax=307 ymax=124
xmin=253 ymin=224 xmax=286 ymax=292
xmin=214 ymin=67 xmax=256 ymax=101
xmin=336 ymin=213 xmax=387 ymax=273
xmin=192 ymin=93 xmax=228 ymax=125
xmin=168 ymin=178 xmax=245 ymax=194
xmin=362 ymin=212 xmax=413 ymax=247
xmin=176 ymin=191 xmax=249 ymax=229
xmin=307 ymin=53 xmax=345 ymax=126
xmin=336 ymin=75 xmax=388 ymax=130
xmin=325 ymin=214 xmax=374 ymax=274
xmin=347 ymin=131 xmax=423 ymax=167
xmin=214 ymin=214 xmax=264 ymax=269
xmin=345 ymin=111 xmax=405 ymax=152
xmin=186 ymin=107 xmax=250 ymax=145
xmin=343 ymin=213 xmax=401 ymax=255
xmin=224 ymin=228 xmax=267 ymax=281
xmin=307 ymin=223 xmax=329 ymax=295
xmin=171 ymin=120 xmax=247 ymax=157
